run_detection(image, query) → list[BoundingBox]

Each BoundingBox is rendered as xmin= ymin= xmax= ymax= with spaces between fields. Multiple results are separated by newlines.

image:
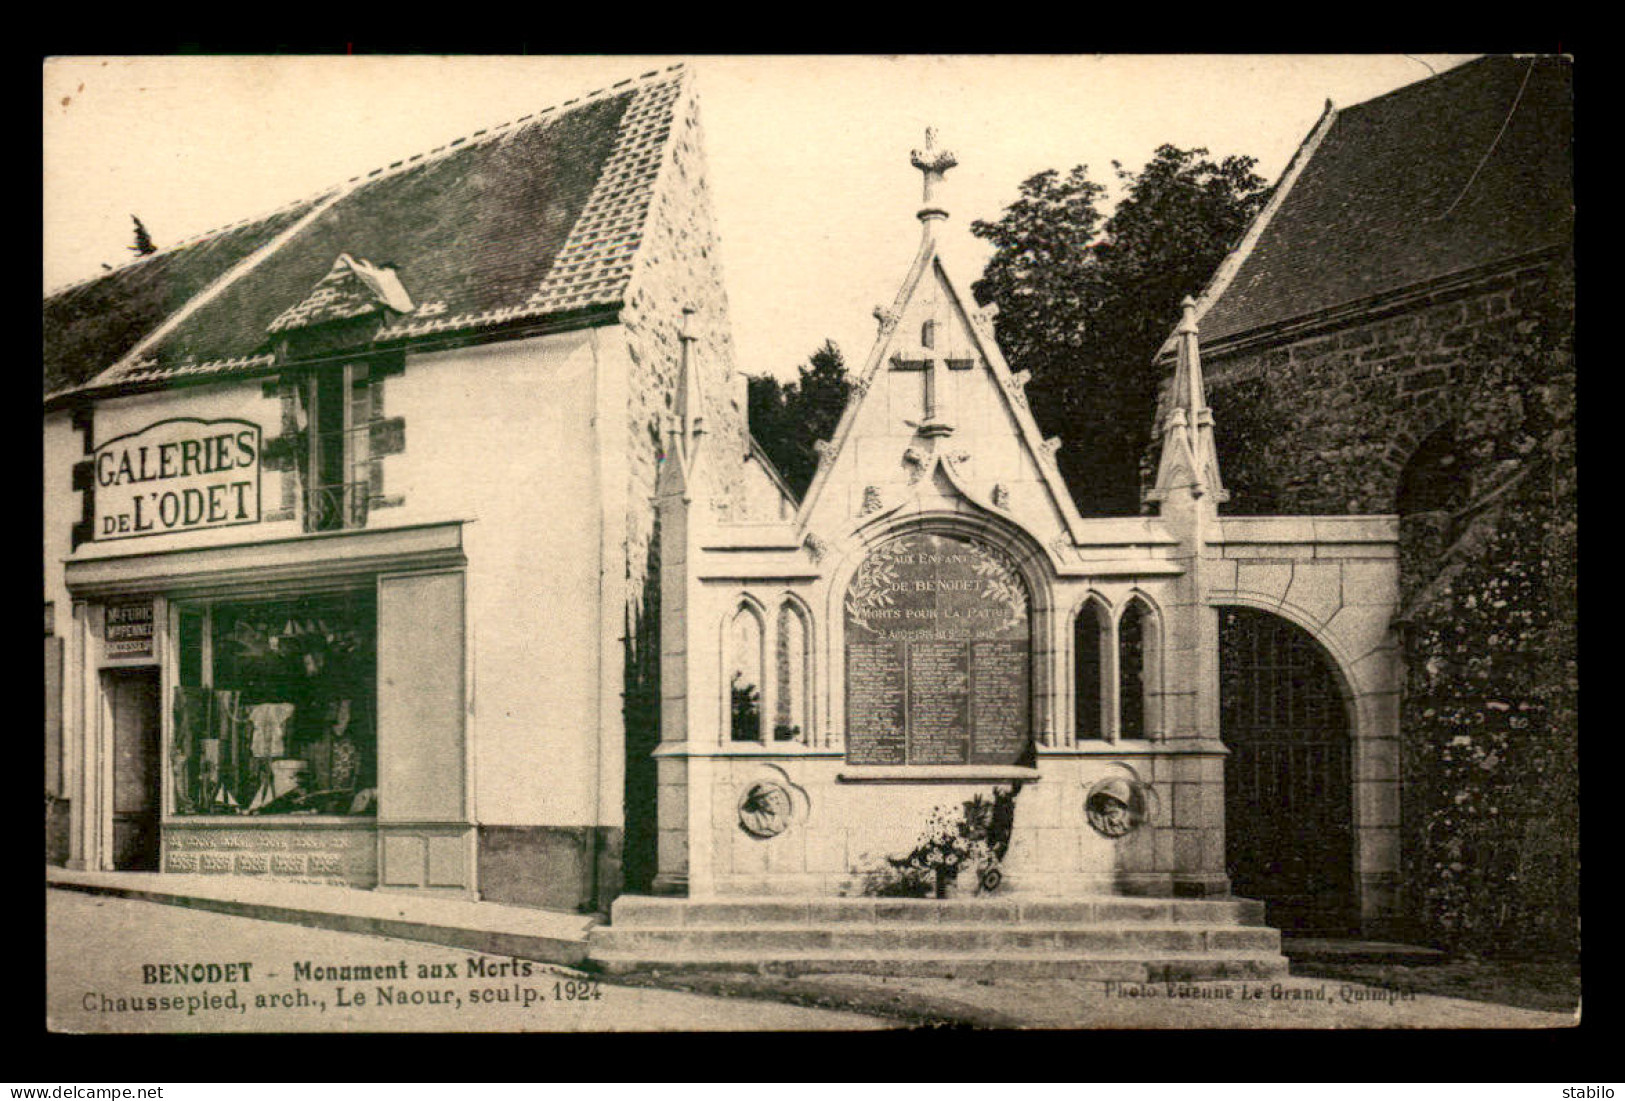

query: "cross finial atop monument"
xmin=911 ymin=127 xmax=957 ymax=232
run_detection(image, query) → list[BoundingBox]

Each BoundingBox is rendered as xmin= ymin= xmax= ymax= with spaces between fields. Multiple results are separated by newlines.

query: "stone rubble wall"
xmin=620 ymin=79 xmax=750 ymax=614
xmin=1151 ymin=266 xmax=1553 ymax=516
xmin=1153 ymin=256 xmax=1576 ymax=953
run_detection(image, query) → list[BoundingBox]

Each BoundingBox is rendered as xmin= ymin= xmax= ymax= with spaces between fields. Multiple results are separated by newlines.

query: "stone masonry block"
xmin=1117 ymin=820 xmax=1155 ymax=871
xmin=1078 ymin=834 xmax=1115 ymax=873
xmin=1235 ymin=562 xmax=1294 ymax=603
xmin=1360 ymin=827 xmax=1400 ymax=875
xmin=764 ymin=828 xmax=808 ymax=874
xmin=1154 ymin=829 xmax=1175 ymax=872
xmin=1313 ymin=543 xmax=1395 ymax=560
xmin=805 ymin=828 xmax=847 ymax=874
xmin=1149 ymin=784 xmax=1173 ymax=828
xmin=1340 ymin=560 xmax=1398 ymax=607
xmin=1284 ymin=562 xmax=1343 ymax=625
xmin=730 ymin=832 xmax=770 ymax=876
xmin=1225 ymin=544 xmax=1314 ymax=561
xmin=1223 ymin=517 xmax=1319 ymax=543
xmin=1326 ymin=604 xmax=1397 ymax=663
xmin=1035 ymin=828 xmax=1074 ymax=871
xmin=1357 ymin=781 xmax=1401 ymax=829
xmin=1365 ymin=692 xmax=1400 ymax=738
xmin=1171 ymin=756 xmax=1206 ymax=783
xmin=1351 ymin=649 xmax=1400 ymax=696
xmin=1199 ymin=782 xmax=1226 ymax=829
xmin=1172 ymin=783 xmax=1203 ymax=829
xmin=1205 ymin=557 xmax=1238 ymax=593
xmin=658 ymin=783 xmax=687 ymax=827
xmin=1173 ymin=830 xmax=1203 ymax=873
xmin=1356 ymin=738 xmax=1401 ymax=783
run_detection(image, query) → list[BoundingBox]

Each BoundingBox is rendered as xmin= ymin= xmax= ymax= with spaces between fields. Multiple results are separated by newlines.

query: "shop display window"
xmin=170 ymin=588 xmax=377 ymax=817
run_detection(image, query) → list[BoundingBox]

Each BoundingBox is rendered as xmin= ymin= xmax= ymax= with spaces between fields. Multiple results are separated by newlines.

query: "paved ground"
xmin=47 ymin=887 xmax=1578 ymax=1031
xmin=626 ymin=968 xmax=1579 ymax=1029
xmin=45 ymin=889 xmax=890 ymax=1033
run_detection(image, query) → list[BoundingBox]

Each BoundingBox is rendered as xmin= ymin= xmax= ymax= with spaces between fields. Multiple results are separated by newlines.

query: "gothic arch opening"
xmin=1219 ymin=606 xmax=1356 ymax=934
xmin=1073 ymin=597 xmax=1109 ymax=742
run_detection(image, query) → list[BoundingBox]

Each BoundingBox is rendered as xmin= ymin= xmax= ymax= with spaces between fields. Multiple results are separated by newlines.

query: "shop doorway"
xmin=1219 ymin=608 xmax=1356 ymax=934
xmin=106 ymin=667 xmax=161 ymax=871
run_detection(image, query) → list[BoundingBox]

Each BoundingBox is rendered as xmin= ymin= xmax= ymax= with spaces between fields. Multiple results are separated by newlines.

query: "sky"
xmin=42 ymin=54 xmax=1480 ymax=379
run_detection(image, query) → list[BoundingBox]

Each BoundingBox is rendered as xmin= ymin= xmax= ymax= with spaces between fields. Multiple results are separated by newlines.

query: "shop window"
xmin=1074 ymin=598 xmax=1108 ymax=740
xmin=303 ymin=363 xmax=373 ymax=532
xmin=727 ymin=602 xmax=764 ymax=742
xmin=171 ymin=589 xmax=377 ymax=816
xmin=773 ymin=601 xmax=810 ymax=743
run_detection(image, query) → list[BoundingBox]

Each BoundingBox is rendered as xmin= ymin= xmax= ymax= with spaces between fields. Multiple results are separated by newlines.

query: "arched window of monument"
xmin=842 ymin=529 xmax=1033 ymax=766
xmin=774 ymin=599 xmax=810 ymax=743
xmin=1117 ymin=596 xmax=1159 ymax=740
xmin=1073 ymin=597 xmax=1109 ymax=741
xmin=727 ymin=601 xmax=765 ymax=743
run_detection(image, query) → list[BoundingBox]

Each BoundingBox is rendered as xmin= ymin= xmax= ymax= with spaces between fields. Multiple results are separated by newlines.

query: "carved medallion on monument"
xmin=843 ymin=531 xmax=1031 ymax=766
xmin=737 ymin=779 xmax=795 ymax=838
xmin=1085 ymin=776 xmax=1154 ymax=838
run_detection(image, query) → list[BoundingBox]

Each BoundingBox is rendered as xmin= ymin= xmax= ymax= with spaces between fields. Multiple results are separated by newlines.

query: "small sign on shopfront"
xmin=104 ymin=601 xmax=154 ymax=658
xmin=93 ymin=418 xmax=262 ymax=540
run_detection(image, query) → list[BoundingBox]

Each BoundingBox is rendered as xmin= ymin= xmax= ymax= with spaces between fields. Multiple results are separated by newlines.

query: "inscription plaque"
xmin=844 ymin=532 xmax=1031 ymax=765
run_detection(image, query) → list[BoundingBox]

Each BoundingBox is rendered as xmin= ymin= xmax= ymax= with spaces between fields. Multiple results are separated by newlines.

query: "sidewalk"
xmin=47 ymin=865 xmax=595 ymax=968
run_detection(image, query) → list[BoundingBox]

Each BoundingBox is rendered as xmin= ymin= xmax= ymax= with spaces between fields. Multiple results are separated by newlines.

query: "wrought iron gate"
xmin=1220 ymin=608 xmax=1356 ymax=933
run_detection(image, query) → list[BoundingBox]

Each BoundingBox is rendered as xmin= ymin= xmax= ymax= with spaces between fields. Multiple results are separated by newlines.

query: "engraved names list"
xmin=843 ymin=532 xmax=1030 ymax=765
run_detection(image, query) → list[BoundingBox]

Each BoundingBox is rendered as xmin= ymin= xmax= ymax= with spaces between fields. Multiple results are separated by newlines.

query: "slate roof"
xmin=44 ymin=65 xmax=687 ymax=401
xmin=1193 ymin=55 xmax=1573 ymax=350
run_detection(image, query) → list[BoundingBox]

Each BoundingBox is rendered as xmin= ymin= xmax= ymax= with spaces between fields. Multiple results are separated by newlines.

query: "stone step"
xmin=608 ymin=895 xmax=1269 ymax=928
xmin=588 ymin=949 xmax=1291 ymax=982
xmin=592 ymin=924 xmax=1280 ymax=954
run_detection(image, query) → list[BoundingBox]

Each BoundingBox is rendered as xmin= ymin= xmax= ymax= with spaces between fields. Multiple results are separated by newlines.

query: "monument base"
xmin=586 ymin=895 xmax=1288 ymax=981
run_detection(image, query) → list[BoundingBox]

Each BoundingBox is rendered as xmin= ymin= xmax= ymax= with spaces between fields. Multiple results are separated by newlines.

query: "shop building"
xmin=43 ymin=65 xmax=780 ymax=912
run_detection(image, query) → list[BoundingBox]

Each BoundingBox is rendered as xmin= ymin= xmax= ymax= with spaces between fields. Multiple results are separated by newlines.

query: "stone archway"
xmin=1219 ymin=606 xmax=1357 ymax=934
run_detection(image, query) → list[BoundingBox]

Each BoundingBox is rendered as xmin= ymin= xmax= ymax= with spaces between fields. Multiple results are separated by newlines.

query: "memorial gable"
xmin=844 ymin=531 xmax=1031 ymax=766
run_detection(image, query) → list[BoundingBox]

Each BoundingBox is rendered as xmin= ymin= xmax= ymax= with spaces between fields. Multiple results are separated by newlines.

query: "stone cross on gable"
xmin=890 ymin=285 xmax=979 ymax=438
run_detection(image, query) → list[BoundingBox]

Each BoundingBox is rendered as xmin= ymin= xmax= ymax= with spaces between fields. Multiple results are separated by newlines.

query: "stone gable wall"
xmin=620 ymin=82 xmax=749 ymax=602
xmin=616 ymin=82 xmax=746 ymax=894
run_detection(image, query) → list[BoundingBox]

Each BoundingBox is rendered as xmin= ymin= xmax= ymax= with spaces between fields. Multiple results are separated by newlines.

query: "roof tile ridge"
xmin=1337 ymin=54 xmax=1495 ymax=117
xmin=338 ymin=63 xmax=684 ymax=188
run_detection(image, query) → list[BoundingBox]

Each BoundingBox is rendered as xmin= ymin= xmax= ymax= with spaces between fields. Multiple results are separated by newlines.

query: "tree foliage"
xmin=971 ymin=145 xmax=1269 ymax=514
xmin=747 ymin=339 xmax=851 ymax=499
xmin=129 ymin=215 xmax=157 ymax=256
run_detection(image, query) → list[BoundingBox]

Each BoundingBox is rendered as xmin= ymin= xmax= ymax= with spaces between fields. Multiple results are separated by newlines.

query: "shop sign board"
xmin=93 ymin=418 xmax=261 ymax=540
xmin=104 ymin=601 xmax=154 ymax=658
